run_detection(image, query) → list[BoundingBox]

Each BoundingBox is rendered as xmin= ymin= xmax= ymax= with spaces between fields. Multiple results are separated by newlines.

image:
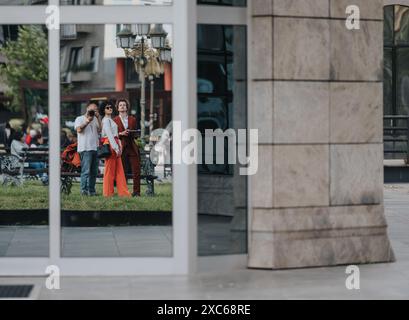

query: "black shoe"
xmin=89 ymin=192 xmax=98 ymax=197
xmin=81 ymin=191 xmax=89 ymax=196
xmin=132 ymin=192 xmax=141 ymax=197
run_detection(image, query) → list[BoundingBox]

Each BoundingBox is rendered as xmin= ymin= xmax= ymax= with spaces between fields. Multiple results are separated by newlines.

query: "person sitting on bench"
xmin=10 ymin=131 xmax=48 ymax=185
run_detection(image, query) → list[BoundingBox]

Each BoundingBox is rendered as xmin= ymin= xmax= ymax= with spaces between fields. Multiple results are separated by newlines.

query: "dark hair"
xmin=12 ymin=131 xmax=24 ymax=142
xmin=100 ymin=100 xmax=115 ymax=117
xmin=88 ymin=100 xmax=99 ymax=108
xmin=115 ymin=99 xmax=130 ymax=112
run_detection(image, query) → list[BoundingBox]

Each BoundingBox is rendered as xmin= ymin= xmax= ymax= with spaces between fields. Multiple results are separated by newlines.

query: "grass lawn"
xmin=0 ymin=181 xmax=172 ymax=212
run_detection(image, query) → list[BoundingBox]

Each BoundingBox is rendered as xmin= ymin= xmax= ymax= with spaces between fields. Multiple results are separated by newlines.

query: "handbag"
xmin=97 ymin=143 xmax=111 ymax=159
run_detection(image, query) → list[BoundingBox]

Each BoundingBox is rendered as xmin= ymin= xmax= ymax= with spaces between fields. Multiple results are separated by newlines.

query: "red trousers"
xmin=122 ymin=149 xmax=141 ymax=195
xmin=103 ymin=146 xmax=131 ymax=198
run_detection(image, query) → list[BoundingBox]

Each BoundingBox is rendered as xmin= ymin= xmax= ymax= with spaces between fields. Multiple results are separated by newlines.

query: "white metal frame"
xmin=0 ymin=0 xmax=248 ymax=276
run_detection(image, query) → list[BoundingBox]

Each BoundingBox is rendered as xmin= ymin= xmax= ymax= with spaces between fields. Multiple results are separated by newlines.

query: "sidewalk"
xmin=1 ymin=185 xmax=409 ymax=300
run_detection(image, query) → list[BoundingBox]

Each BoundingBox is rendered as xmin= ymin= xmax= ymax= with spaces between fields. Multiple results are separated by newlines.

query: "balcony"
xmin=62 ymin=62 xmax=94 ymax=83
xmin=76 ymin=25 xmax=94 ymax=34
xmin=61 ymin=24 xmax=94 ymax=41
xmin=71 ymin=71 xmax=92 ymax=82
xmin=61 ymin=25 xmax=77 ymax=41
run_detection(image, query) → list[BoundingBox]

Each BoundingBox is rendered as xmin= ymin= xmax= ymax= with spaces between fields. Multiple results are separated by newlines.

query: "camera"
xmin=88 ymin=110 xmax=95 ymax=117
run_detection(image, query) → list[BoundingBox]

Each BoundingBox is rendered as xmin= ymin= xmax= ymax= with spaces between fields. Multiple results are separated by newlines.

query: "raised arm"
xmin=75 ymin=116 xmax=91 ymax=134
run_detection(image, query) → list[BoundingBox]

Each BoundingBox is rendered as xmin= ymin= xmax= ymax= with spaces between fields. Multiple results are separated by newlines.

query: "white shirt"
xmin=74 ymin=115 xmax=100 ymax=152
xmin=11 ymin=140 xmax=28 ymax=159
xmin=120 ymin=115 xmax=129 ymax=130
xmin=102 ymin=117 xmax=120 ymax=154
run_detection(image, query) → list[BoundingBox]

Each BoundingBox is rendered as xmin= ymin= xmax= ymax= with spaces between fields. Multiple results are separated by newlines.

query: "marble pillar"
xmin=249 ymin=0 xmax=395 ymax=269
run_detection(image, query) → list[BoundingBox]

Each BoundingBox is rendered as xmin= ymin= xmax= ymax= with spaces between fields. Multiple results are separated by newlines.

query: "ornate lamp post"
xmin=116 ymin=24 xmax=170 ymax=145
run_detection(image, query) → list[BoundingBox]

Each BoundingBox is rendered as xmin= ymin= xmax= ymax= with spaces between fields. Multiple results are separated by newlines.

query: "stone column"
xmin=249 ymin=0 xmax=395 ymax=269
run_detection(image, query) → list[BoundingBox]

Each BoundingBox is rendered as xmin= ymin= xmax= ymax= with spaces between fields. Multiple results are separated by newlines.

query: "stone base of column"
xmin=248 ymin=205 xmax=395 ymax=269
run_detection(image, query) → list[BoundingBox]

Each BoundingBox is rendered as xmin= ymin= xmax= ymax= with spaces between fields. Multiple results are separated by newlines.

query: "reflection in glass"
xmin=0 ymin=25 xmax=49 ymax=257
xmin=60 ymin=24 xmax=173 ymax=257
xmin=60 ymin=0 xmax=172 ymax=5
xmin=397 ymin=48 xmax=409 ymax=116
xmin=197 ymin=24 xmax=247 ymax=256
xmin=0 ymin=0 xmax=47 ymax=4
xmin=198 ymin=0 xmax=246 ymax=7
xmin=384 ymin=5 xmax=409 ymax=159
xmin=395 ymin=5 xmax=409 ymax=45
xmin=384 ymin=48 xmax=393 ymax=117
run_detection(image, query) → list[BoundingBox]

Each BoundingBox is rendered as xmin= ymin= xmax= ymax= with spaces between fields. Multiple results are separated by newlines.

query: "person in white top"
xmin=74 ymin=101 xmax=102 ymax=196
xmin=10 ymin=131 xmax=28 ymax=160
xmin=101 ymin=101 xmax=130 ymax=198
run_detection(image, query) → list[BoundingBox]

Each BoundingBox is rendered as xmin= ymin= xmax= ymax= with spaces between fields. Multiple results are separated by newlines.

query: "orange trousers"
xmin=103 ymin=151 xmax=131 ymax=198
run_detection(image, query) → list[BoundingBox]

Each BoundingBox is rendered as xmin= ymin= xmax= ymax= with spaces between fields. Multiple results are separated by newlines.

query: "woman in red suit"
xmin=114 ymin=99 xmax=141 ymax=197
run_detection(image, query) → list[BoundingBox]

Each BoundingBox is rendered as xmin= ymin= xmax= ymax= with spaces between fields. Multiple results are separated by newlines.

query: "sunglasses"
xmin=105 ymin=106 xmax=113 ymax=110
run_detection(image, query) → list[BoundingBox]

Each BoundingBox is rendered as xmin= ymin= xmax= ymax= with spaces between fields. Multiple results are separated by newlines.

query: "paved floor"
xmin=1 ymin=185 xmax=409 ymax=299
xmin=0 ymin=218 xmax=246 ymax=257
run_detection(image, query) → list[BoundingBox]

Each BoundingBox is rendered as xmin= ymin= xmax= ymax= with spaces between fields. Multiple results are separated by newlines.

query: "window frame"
xmin=0 ymin=0 xmax=248 ymax=276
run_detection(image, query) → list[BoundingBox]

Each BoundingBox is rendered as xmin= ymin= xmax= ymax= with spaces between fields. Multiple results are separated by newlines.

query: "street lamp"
xmin=116 ymin=24 xmax=170 ymax=145
xmin=149 ymin=24 xmax=168 ymax=49
xmin=116 ymin=27 xmax=134 ymax=49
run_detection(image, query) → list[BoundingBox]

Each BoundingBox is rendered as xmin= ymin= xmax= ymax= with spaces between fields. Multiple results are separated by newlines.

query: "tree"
xmin=0 ymin=25 xmax=48 ymax=117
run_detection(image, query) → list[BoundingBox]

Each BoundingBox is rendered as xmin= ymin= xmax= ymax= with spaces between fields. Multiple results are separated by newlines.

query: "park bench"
xmin=0 ymin=146 xmax=158 ymax=195
xmin=0 ymin=144 xmax=9 ymax=155
xmin=60 ymin=150 xmax=158 ymax=196
xmin=0 ymin=147 xmax=48 ymax=186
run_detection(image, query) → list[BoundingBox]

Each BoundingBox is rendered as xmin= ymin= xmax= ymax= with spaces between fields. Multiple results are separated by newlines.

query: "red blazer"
xmin=113 ymin=115 xmax=139 ymax=156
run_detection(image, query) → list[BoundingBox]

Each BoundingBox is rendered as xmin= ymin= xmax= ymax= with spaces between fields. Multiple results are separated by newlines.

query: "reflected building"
xmin=59 ymin=0 xmax=172 ymax=4
xmin=0 ymin=0 xmax=47 ymax=4
xmin=60 ymin=24 xmax=172 ymax=132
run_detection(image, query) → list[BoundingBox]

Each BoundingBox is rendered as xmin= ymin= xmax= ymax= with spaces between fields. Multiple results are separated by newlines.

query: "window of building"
xmin=0 ymin=25 xmax=19 ymax=45
xmin=197 ymin=0 xmax=246 ymax=6
xmin=197 ymin=24 xmax=247 ymax=256
xmin=0 ymin=23 xmax=49 ymax=259
xmin=0 ymin=0 xmax=48 ymax=4
xmin=384 ymin=5 xmax=409 ymax=158
xmin=0 ymin=0 xmax=248 ymax=276
xmin=60 ymin=0 xmax=172 ymax=5
xmin=68 ymin=47 xmax=83 ymax=71
xmin=90 ymin=46 xmax=100 ymax=72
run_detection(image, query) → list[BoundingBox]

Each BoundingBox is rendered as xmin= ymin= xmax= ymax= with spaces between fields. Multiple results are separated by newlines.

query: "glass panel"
xmin=396 ymin=48 xmax=409 ymax=116
xmin=198 ymin=0 xmax=246 ymax=7
xmin=384 ymin=47 xmax=393 ymax=116
xmin=384 ymin=47 xmax=394 ymax=159
xmin=60 ymin=24 xmax=173 ymax=257
xmin=395 ymin=5 xmax=409 ymax=45
xmin=0 ymin=1 xmax=47 ymax=4
xmin=197 ymin=24 xmax=247 ymax=256
xmin=384 ymin=5 xmax=394 ymax=46
xmin=390 ymin=47 xmax=409 ymax=156
xmin=0 ymin=24 xmax=49 ymax=257
xmin=60 ymin=0 xmax=172 ymax=5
